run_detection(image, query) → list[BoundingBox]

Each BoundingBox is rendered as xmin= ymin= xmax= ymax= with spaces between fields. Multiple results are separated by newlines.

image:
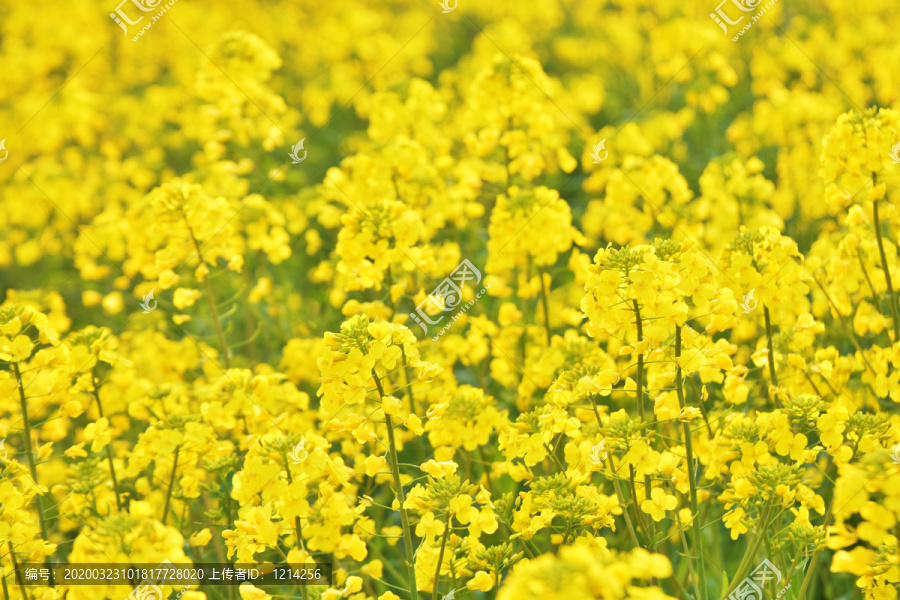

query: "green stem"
xmin=90 ymin=372 xmax=122 ymax=513
xmin=725 ymin=504 xmax=771 ymax=597
xmin=186 ymin=219 xmax=231 ymax=369
xmin=797 ymin=495 xmax=834 ymax=600
xmin=374 ymin=372 xmax=419 ymax=600
xmin=858 ymin=249 xmax=880 ymax=304
xmin=1 ymin=554 xmax=10 ymax=600
xmin=810 ymin=274 xmax=876 ymax=377
xmin=628 ymin=465 xmax=650 ymax=544
xmin=632 ymin=299 xmax=645 ymax=422
xmin=12 ymin=363 xmax=54 ymax=587
xmin=676 ymin=327 xmax=707 ymax=600
xmin=281 ymin=452 xmax=307 ymax=552
xmin=668 ymin=482 xmax=700 ymax=600
xmin=763 ymin=306 xmax=781 ymax=408
xmin=873 ymin=172 xmax=900 ymax=341
xmin=281 ymin=452 xmax=310 ymax=600
xmin=632 ymin=299 xmax=655 ymax=551
xmin=432 ymin=512 xmax=452 ymax=600
xmin=588 ymin=395 xmax=641 ymax=549
xmin=686 ymin=376 xmax=714 ymax=438
xmin=539 ymin=266 xmax=552 ymax=346
xmin=478 ymin=446 xmax=496 ymax=497
xmin=162 ymin=445 xmax=181 ymax=523
xmin=7 ymin=543 xmax=29 ymax=600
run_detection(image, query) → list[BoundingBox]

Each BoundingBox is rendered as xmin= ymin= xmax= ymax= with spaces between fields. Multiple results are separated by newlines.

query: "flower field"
xmin=3 ymin=0 xmax=900 ymax=599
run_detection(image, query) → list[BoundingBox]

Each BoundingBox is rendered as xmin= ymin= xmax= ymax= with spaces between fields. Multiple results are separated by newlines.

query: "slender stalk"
xmin=517 ymin=265 xmax=528 ymax=365
xmin=763 ymin=306 xmax=781 ymax=408
xmin=374 ymin=372 xmax=419 ymax=600
xmin=725 ymin=504 xmax=771 ymax=597
xmin=872 ymin=171 xmax=900 ymax=341
xmin=628 ymin=465 xmax=651 ymax=543
xmin=676 ymin=327 xmax=707 ymax=600
xmin=631 ymin=300 xmax=653 ymax=501
xmin=588 ymin=394 xmax=641 ymax=549
xmin=161 ymin=445 xmax=181 ymax=523
xmin=185 ymin=220 xmax=231 ymax=368
xmin=432 ymin=512 xmax=452 ymax=600
xmin=668 ymin=482 xmax=701 ymax=600
xmin=280 ymin=451 xmax=307 ymax=552
xmin=1 ymin=556 xmax=10 ymax=600
xmin=400 ymin=347 xmax=418 ymax=417
xmin=478 ymin=446 xmax=495 ymax=497
xmin=858 ymin=250 xmax=879 ymax=303
xmin=632 ymin=300 xmax=645 ymax=421
xmin=686 ymin=376 xmax=714 ymax=438
xmin=12 ymin=363 xmax=54 ymax=587
xmin=90 ymin=372 xmax=122 ymax=512
xmin=203 ymin=276 xmax=231 ymax=369
xmin=810 ymin=273 xmax=876 ymax=376
xmin=200 ymin=490 xmax=227 ymax=563
xmin=539 ymin=266 xmax=552 ymax=346
xmin=631 ymin=299 xmax=655 ymax=558
xmin=896 ymin=524 xmax=900 ymax=596
xmin=797 ymin=496 xmax=835 ymax=600
xmin=282 ymin=452 xmax=310 ymax=600
xmin=7 ymin=543 xmax=29 ymax=600
xmin=609 ymin=464 xmax=641 ymax=548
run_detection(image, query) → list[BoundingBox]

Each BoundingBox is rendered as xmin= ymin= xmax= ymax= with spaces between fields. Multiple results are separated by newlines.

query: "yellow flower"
xmin=641 ymin=488 xmax=677 ymax=522
xmin=382 ymin=395 xmax=402 ymax=415
xmin=466 ymin=570 xmax=494 ymax=592
xmin=238 ymin=584 xmax=270 ymax=600
xmin=677 ymin=406 xmax=701 ymax=422
xmin=83 ymin=418 xmax=111 ymax=453
xmin=190 ymin=529 xmax=213 ymax=547
xmin=62 ymin=400 xmax=84 ymax=418
xmin=173 ymin=288 xmax=202 ymax=310
xmin=421 ymin=460 xmax=458 ymax=479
